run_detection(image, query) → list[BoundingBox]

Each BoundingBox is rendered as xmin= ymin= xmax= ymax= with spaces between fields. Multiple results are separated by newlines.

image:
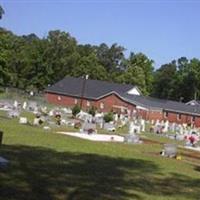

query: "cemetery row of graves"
xmin=0 ymin=97 xmax=200 ymax=156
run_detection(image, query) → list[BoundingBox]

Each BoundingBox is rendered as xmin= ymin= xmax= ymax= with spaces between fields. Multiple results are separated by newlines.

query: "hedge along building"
xmin=45 ymin=76 xmax=200 ymax=127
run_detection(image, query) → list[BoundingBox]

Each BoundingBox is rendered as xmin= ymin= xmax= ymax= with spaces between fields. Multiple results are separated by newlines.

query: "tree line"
xmin=1 ymin=6 xmax=200 ymax=102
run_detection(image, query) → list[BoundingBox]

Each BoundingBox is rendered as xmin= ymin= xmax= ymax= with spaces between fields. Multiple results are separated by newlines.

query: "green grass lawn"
xmin=0 ymin=113 xmax=200 ymax=200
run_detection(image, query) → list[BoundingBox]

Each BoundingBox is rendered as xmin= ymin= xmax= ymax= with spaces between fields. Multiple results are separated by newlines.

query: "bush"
xmin=88 ymin=106 xmax=96 ymax=116
xmin=72 ymin=105 xmax=81 ymax=116
xmin=103 ymin=112 xmax=113 ymax=123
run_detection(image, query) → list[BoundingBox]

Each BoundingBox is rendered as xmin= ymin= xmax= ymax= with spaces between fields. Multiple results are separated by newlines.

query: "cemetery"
xmin=0 ymin=94 xmax=200 ymax=200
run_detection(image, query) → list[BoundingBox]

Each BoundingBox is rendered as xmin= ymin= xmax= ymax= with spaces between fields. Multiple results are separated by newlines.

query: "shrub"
xmin=103 ymin=112 xmax=113 ymax=123
xmin=72 ymin=105 xmax=81 ymax=116
xmin=88 ymin=106 xmax=96 ymax=116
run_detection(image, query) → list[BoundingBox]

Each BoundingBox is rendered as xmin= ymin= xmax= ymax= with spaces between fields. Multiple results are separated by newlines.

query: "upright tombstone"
xmin=113 ymin=113 xmax=118 ymax=122
xmin=22 ymin=101 xmax=27 ymax=110
xmin=163 ymin=120 xmax=169 ymax=133
xmin=129 ymin=121 xmax=134 ymax=135
xmin=179 ymin=124 xmax=184 ymax=135
xmin=140 ymin=119 xmax=145 ymax=132
xmin=171 ymin=123 xmax=176 ymax=132
xmin=13 ymin=100 xmax=18 ymax=109
xmin=163 ymin=144 xmax=177 ymax=158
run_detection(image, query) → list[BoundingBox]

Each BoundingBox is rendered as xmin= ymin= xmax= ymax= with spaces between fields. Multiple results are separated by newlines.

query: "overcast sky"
xmin=1 ymin=0 xmax=200 ymax=67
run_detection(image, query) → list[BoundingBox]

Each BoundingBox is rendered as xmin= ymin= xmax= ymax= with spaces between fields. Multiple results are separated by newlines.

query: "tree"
xmin=118 ymin=52 xmax=154 ymax=95
xmin=96 ymin=43 xmax=125 ymax=73
xmin=152 ymin=61 xmax=177 ymax=99
xmin=0 ymin=5 xmax=4 ymax=19
xmin=179 ymin=58 xmax=200 ymax=101
xmin=71 ymin=53 xmax=108 ymax=80
xmin=45 ymin=30 xmax=78 ymax=83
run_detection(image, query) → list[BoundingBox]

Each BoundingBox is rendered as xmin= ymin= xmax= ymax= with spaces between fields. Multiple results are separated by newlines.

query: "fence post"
xmin=0 ymin=130 xmax=3 ymax=146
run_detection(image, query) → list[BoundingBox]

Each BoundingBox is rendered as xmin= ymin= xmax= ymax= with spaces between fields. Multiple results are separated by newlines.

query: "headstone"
xmin=33 ymin=118 xmax=40 ymax=126
xmin=140 ymin=119 xmax=145 ymax=132
xmin=113 ymin=113 xmax=118 ymax=122
xmin=43 ymin=126 xmax=51 ymax=130
xmin=163 ymin=120 xmax=169 ymax=133
xmin=13 ymin=100 xmax=18 ymax=109
xmin=49 ymin=110 xmax=54 ymax=116
xmin=22 ymin=101 xmax=27 ymax=110
xmin=8 ymin=110 xmax=20 ymax=118
xmin=129 ymin=122 xmax=140 ymax=134
xmin=104 ymin=123 xmax=116 ymax=132
xmin=124 ymin=134 xmax=142 ymax=144
xmin=28 ymin=101 xmax=37 ymax=111
xmin=163 ymin=144 xmax=177 ymax=157
xmin=19 ymin=117 xmax=28 ymax=124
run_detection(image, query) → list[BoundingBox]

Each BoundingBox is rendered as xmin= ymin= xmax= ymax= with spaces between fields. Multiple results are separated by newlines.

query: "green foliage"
xmin=0 ymin=5 xmax=4 ymax=19
xmin=88 ymin=106 xmax=96 ymax=116
xmin=72 ymin=104 xmax=81 ymax=116
xmin=103 ymin=112 xmax=113 ymax=123
xmin=118 ymin=52 xmax=154 ymax=95
xmin=152 ymin=58 xmax=200 ymax=101
xmin=1 ymin=26 xmax=200 ymax=102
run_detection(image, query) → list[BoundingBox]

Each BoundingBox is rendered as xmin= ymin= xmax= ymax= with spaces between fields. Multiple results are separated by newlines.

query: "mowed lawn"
xmin=0 ymin=115 xmax=200 ymax=200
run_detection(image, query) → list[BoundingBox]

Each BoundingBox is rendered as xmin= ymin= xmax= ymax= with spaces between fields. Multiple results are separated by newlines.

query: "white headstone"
xmin=22 ymin=101 xmax=27 ymax=110
xmin=13 ymin=100 xmax=18 ymax=108
xmin=140 ymin=119 xmax=145 ymax=132
xmin=19 ymin=117 xmax=28 ymax=124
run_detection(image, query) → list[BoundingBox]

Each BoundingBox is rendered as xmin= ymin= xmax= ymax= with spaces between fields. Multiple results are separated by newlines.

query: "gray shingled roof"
xmin=45 ymin=76 xmax=134 ymax=99
xmin=122 ymin=93 xmax=200 ymax=116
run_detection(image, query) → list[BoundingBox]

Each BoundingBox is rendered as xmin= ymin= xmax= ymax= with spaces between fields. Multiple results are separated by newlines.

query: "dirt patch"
xmin=142 ymin=138 xmax=164 ymax=145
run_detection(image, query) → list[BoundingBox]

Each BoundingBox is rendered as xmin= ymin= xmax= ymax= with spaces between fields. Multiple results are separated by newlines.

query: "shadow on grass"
xmin=0 ymin=144 xmax=200 ymax=200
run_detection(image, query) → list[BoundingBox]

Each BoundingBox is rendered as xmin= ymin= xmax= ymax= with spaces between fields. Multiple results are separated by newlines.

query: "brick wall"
xmin=95 ymin=94 xmax=136 ymax=113
xmin=45 ymin=92 xmax=200 ymax=127
xmin=163 ymin=111 xmax=200 ymax=127
xmin=45 ymin=92 xmax=136 ymax=113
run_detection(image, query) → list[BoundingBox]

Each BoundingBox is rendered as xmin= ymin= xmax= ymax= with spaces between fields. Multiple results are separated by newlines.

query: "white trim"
xmin=127 ymin=87 xmax=141 ymax=95
xmin=186 ymin=100 xmax=199 ymax=105
xmin=136 ymin=105 xmax=149 ymax=111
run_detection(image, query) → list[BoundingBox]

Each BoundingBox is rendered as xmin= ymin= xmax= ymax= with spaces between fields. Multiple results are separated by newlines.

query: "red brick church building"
xmin=45 ymin=76 xmax=200 ymax=127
